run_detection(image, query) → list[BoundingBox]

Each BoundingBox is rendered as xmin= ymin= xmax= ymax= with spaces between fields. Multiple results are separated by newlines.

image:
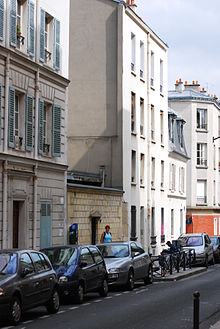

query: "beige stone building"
xmin=67 ymin=171 xmax=125 ymax=245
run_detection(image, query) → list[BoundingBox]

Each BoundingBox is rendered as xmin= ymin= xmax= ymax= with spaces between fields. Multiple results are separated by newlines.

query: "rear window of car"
xmin=186 ymin=236 xmax=203 ymax=246
xmin=43 ymin=248 xmax=78 ymax=266
xmin=0 ymin=253 xmax=17 ymax=274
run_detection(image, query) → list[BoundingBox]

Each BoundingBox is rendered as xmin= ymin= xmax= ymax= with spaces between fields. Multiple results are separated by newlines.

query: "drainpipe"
xmin=146 ymin=33 xmax=151 ymax=253
xmin=33 ymin=165 xmax=38 ymax=249
xmin=2 ymin=161 xmax=8 ymax=248
xmin=34 ymin=69 xmax=39 ymax=159
xmin=4 ymin=55 xmax=10 ymax=153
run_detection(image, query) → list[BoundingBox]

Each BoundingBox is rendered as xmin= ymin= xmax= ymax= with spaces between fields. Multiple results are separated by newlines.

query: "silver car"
xmin=178 ymin=233 xmax=214 ymax=267
xmin=97 ymin=242 xmax=152 ymax=290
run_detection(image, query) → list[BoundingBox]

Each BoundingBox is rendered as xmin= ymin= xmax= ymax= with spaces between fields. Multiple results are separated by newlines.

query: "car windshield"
xmin=43 ymin=248 xmax=78 ymax=266
xmin=98 ymin=244 xmax=129 ymax=258
xmin=210 ymin=237 xmax=218 ymax=245
xmin=186 ymin=236 xmax=203 ymax=246
xmin=0 ymin=253 xmax=17 ymax=274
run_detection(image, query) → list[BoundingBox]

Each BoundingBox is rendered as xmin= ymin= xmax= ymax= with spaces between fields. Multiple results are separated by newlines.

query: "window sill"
xmin=160 ymin=93 xmax=164 ymax=97
xmin=196 ymin=165 xmax=208 ymax=169
xmin=131 ymin=131 xmax=137 ymax=136
xmin=196 ymin=129 xmax=208 ymax=133
xmin=160 ymin=188 xmax=165 ymax=192
xmin=196 ymin=203 xmax=208 ymax=206
xmin=151 ymin=186 xmax=155 ymax=190
xmin=151 ymin=139 xmax=156 ymax=144
xmin=140 ymin=184 xmax=145 ymax=188
xmin=161 ymin=143 xmax=164 ymax=148
xmin=150 ymin=86 xmax=155 ymax=91
xmin=131 ymin=182 xmax=137 ymax=186
xmin=140 ymin=135 xmax=145 ymax=140
xmin=131 ymin=70 xmax=136 ymax=77
xmin=140 ymin=77 xmax=145 ymax=83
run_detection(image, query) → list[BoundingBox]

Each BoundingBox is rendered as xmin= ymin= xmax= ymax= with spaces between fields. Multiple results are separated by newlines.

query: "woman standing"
xmin=100 ymin=225 xmax=112 ymax=243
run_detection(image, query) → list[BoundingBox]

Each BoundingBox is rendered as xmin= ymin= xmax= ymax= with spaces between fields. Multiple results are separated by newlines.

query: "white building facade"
xmin=0 ymin=0 xmax=69 ymax=249
xmin=169 ymin=80 xmax=220 ymax=236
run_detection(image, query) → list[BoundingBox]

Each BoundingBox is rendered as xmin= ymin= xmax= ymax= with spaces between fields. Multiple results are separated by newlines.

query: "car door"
xmin=130 ymin=243 xmax=145 ymax=279
xmin=79 ymin=247 xmax=98 ymax=292
xmin=89 ymin=246 xmax=106 ymax=288
xmin=205 ymin=235 xmax=213 ymax=261
xmin=135 ymin=242 xmax=150 ymax=277
xmin=30 ymin=252 xmax=51 ymax=303
xmin=19 ymin=252 xmax=41 ymax=309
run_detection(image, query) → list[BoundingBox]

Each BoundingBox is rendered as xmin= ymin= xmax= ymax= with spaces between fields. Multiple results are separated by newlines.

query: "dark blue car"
xmin=41 ymin=245 xmax=108 ymax=303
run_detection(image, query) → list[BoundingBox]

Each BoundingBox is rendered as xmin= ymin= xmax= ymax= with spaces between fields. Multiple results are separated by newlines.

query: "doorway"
xmin=40 ymin=202 xmax=51 ymax=249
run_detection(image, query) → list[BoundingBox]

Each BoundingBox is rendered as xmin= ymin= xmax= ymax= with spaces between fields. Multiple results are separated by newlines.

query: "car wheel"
xmin=127 ymin=270 xmax=134 ymax=291
xmin=46 ymin=288 xmax=60 ymax=314
xmin=144 ymin=265 xmax=153 ymax=285
xmin=9 ymin=296 xmax=22 ymax=325
xmin=75 ymin=283 xmax=84 ymax=304
xmin=99 ymin=279 xmax=108 ymax=297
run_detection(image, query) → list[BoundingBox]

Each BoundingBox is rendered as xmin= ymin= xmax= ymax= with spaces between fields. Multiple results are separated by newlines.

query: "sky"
xmin=135 ymin=0 xmax=220 ymax=97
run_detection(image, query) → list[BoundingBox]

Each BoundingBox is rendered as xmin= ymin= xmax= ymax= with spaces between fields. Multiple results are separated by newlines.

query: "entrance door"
xmin=40 ymin=202 xmax=51 ymax=249
xmin=13 ymin=201 xmax=19 ymax=248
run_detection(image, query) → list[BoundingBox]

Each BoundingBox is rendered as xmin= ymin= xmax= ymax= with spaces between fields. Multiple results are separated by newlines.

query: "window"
xmin=40 ymin=9 xmax=60 ymax=70
xmin=131 ymin=92 xmax=136 ymax=133
xmin=140 ymin=98 xmax=144 ymax=136
xmin=160 ymin=59 xmax=163 ymax=93
xmin=177 ymin=121 xmax=184 ymax=147
xmin=171 ymin=209 xmax=174 ymax=236
xmin=151 ymin=207 xmax=155 ymax=236
xmin=180 ymin=209 xmax=183 ymax=234
xmin=31 ymin=252 xmax=45 ymax=272
xmin=161 ymin=208 xmax=165 ymax=243
xmin=20 ymin=253 xmax=35 ymax=274
xmin=213 ymin=180 xmax=216 ymax=205
xmin=131 ymin=33 xmax=135 ymax=72
xmin=179 ymin=167 xmax=185 ymax=193
xmin=197 ymin=180 xmax=207 ymax=204
xmin=38 ymin=253 xmax=51 ymax=270
xmin=151 ymin=105 xmax=155 ymax=140
xmin=140 ymin=153 xmax=144 ymax=185
xmin=169 ymin=117 xmax=174 ymax=142
xmin=151 ymin=157 xmax=155 ymax=188
xmin=52 ymin=105 xmax=62 ymax=156
xmin=0 ymin=84 xmax=1 ymax=144
xmin=160 ymin=111 xmax=164 ymax=144
xmin=161 ymin=160 xmax=164 ymax=189
xmin=197 ymin=143 xmax=207 ymax=166
xmin=8 ymin=88 xmax=33 ymax=151
xmin=150 ymin=51 xmax=154 ymax=87
xmin=131 ymin=150 xmax=136 ymax=183
xmin=89 ymin=247 xmax=103 ymax=263
xmin=140 ymin=41 xmax=144 ymax=78
xmin=170 ymin=164 xmax=176 ymax=191
xmin=197 ymin=108 xmax=207 ymax=130
xmin=10 ymin=0 xmax=35 ymax=55
xmin=0 ymin=0 xmax=4 ymax=41
xmin=80 ymin=248 xmax=94 ymax=266
xmin=131 ymin=206 xmax=136 ymax=241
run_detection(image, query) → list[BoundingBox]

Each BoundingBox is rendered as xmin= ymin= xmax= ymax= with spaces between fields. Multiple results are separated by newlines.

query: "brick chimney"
xmin=184 ymin=80 xmax=200 ymax=92
xmin=175 ymin=79 xmax=184 ymax=92
xmin=126 ymin=0 xmax=137 ymax=10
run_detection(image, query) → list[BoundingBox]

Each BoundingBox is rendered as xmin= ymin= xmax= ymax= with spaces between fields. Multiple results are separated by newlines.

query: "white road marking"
xmin=114 ymin=293 xmax=122 ymax=296
xmin=135 ymin=289 xmax=148 ymax=294
xmin=57 ymin=310 xmax=66 ymax=314
xmin=81 ymin=303 xmax=91 ymax=306
xmin=93 ymin=299 xmax=102 ymax=303
xmin=104 ymin=296 xmax=112 ymax=299
xmin=40 ymin=315 xmax=50 ymax=319
xmin=22 ymin=320 xmax=33 ymax=324
xmin=69 ymin=306 xmax=79 ymax=310
xmin=122 ymin=291 xmax=130 ymax=294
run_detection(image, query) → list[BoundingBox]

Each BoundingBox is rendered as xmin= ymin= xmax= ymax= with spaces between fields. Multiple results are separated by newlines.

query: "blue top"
xmin=103 ymin=232 xmax=112 ymax=243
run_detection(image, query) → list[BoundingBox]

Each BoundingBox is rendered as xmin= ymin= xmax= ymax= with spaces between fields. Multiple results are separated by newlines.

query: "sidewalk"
xmin=153 ymin=266 xmax=207 ymax=281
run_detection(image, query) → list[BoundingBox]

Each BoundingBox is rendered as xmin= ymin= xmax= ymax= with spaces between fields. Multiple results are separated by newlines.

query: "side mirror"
xmin=80 ymin=261 xmax=88 ymax=268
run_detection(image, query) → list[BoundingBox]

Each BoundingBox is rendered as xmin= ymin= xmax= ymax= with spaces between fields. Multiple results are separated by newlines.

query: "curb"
xmin=153 ymin=267 xmax=207 ymax=282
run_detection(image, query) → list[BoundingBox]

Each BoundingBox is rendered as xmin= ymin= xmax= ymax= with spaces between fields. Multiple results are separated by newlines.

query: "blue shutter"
xmin=52 ymin=105 xmax=61 ymax=157
xmin=10 ymin=0 xmax=17 ymax=47
xmin=0 ymin=0 xmax=4 ymax=41
xmin=38 ymin=99 xmax=44 ymax=154
xmin=54 ymin=19 xmax=60 ymax=70
xmin=39 ymin=9 xmax=45 ymax=62
xmin=8 ymin=87 xmax=15 ymax=148
xmin=25 ymin=95 xmax=33 ymax=151
xmin=0 ymin=84 xmax=1 ymax=144
xmin=28 ymin=0 xmax=35 ymax=56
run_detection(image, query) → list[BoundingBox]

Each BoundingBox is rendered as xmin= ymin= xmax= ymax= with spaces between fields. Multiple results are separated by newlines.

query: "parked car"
xmin=41 ymin=245 xmax=108 ymax=303
xmin=0 ymin=249 xmax=59 ymax=325
xmin=96 ymin=241 xmax=152 ymax=290
xmin=210 ymin=236 xmax=220 ymax=262
xmin=177 ymin=233 xmax=214 ymax=267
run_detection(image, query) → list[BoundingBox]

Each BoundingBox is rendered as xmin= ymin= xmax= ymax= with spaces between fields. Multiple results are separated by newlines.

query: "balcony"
xmin=197 ymin=196 xmax=207 ymax=204
xmin=150 ymin=236 xmax=157 ymax=246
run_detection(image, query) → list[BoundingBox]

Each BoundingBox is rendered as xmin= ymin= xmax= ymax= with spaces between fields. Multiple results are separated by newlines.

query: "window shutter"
xmin=28 ymin=0 xmax=35 ymax=56
xmin=0 ymin=0 xmax=4 ymax=41
xmin=39 ymin=9 xmax=45 ymax=62
xmin=8 ymin=87 xmax=15 ymax=148
xmin=54 ymin=19 xmax=60 ymax=70
xmin=10 ymin=0 xmax=17 ymax=47
xmin=0 ymin=84 xmax=1 ymax=144
xmin=25 ymin=95 xmax=33 ymax=151
xmin=52 ymin=105 xmax=61 ymax=157
xmin=38 ymin=99 xmax=44 ymax=154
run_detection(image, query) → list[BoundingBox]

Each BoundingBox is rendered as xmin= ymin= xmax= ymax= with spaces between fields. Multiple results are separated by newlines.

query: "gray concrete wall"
xmin=68 ymin=0 xmax=123 ymax=188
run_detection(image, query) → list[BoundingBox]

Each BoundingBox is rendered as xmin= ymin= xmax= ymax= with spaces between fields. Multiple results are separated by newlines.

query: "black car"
xmin=0 ymin=249 xmax=59 ymax=325
xmin=210 ymin=236 xmax=220 ymax=262
xmin=41 ymin=245 xmax=108 ymax=303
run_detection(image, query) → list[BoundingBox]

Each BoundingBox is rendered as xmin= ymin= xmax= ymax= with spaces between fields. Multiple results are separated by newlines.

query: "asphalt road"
xmin=2 ymin=264 xmax=220 ymax=329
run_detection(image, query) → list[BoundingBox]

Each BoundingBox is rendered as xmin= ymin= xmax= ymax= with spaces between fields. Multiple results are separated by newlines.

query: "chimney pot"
xmin=193 ymin=81 xmax=195 ymax=84
xmin=185 ymin=81 xmax=187 ymax=85
xmin=179 ymin=78 xmax=182 ymax=82
xmin=202 ymin=88 xmax=205 ymax=91
xmin=176 ymin=80 xmax=178 ymax=84
xmin=196 ymin=81 xmax=198 ymax=84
